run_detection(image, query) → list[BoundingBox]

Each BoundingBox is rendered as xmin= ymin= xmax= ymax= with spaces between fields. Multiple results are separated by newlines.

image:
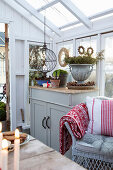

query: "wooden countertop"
xmin=8 ymin=136 xmax=85 ymax=170
xmin=30 ymin=86 xmax=98 ymax=94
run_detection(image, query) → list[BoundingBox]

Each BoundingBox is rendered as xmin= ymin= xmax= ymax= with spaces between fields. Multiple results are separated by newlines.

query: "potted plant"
xmin=52 ymin=69 xmax=68 ymax=87
xmin=65 ymin=46 xmax=97 ymax=84
xmin=0 ymin=101 xmax=6 ymax=131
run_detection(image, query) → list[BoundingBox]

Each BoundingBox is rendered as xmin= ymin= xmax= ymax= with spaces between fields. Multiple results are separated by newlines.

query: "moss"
xmin=65 ymin=54 xmax=97 ymax=65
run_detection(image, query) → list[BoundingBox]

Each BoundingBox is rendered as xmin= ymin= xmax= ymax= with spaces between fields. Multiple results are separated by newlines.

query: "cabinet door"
xmin=47 ymin=104 xmax=72 ymax=158
xmin=30 ymin=100 xmax=47 ymax=145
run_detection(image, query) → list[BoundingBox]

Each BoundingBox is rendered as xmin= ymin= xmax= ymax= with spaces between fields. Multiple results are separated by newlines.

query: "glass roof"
xmin=71 ymin=0 xmax=113 ymax=17
xmin=26 ymin=0 xmax=113 ymax=28
xmin=26 ymin=0 xmax=52 ymax=9
xmin=41 ymin=3 xmax=78 ymax=27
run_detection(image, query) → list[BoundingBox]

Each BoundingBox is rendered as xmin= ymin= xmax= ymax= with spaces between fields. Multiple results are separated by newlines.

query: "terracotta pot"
xmin=50 ymin=79 xmax=60 ymax=88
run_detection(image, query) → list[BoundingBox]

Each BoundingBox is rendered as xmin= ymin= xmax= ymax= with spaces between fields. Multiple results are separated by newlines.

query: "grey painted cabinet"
xmin=30 ymin=100 xmax=47 ymax=145
xmin=30 ymin=87 xmax=98 ymax=158
xmin=30 ymin=99 xmax=71 ymax=150
xmin=47 ymin=104 xmax=71 ymax=151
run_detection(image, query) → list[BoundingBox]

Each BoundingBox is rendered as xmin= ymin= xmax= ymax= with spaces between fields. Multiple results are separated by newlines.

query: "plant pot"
xmin=36 ymin=80 xmax=50 ymax=86
xmin=59 ymin=74 xmax=68 ymax=87
xmin=50 ymin=79 xmax=60 ymax=88
xmin=70 ymin=64 xmax=93 ymax=84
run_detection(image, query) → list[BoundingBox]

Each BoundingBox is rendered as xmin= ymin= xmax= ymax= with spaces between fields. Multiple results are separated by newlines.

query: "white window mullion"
xmin=73 ymin=39 xmax=76 ymax=56
xmin=100 ymin=35 xmax=105 ymax=96
xmin=96 ymin=34 xmax=101 ymax=94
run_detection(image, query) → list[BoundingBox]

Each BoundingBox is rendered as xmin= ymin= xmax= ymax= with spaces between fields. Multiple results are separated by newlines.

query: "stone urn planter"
xmin=70 ymin=64 xmax=93 ymax=84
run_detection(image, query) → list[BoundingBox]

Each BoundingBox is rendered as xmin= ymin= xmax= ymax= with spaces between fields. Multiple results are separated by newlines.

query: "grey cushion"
xmin=74 ymin=133 xmax=113 ymax=156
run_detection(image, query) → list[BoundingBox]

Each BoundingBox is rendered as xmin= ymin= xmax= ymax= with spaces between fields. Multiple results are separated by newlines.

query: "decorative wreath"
xmin=58 ymin=48 xmax=69 ymax=67
xmin=78 ymin=46 xmax=85 ymax=55
xmin=87 ymin=47 xmax=94 ymax=56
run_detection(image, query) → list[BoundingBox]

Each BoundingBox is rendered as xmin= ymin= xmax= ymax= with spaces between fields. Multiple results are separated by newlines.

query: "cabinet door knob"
xmin=42 ymin=117 xmax=46 ymax=129
xmin=46 ymin=116 xmax=50 ymax=129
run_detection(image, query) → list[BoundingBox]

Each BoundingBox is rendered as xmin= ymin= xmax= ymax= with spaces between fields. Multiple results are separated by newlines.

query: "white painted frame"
xmin=0 ymin=18 xmax=16 ymax=130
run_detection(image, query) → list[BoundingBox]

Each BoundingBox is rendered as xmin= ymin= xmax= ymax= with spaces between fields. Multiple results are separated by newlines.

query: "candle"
xmin=1 ymin=139 xmax=8 ymax=170
xmin=0 ymin=122 xmax=3 ymax=169
xmin=14 ymin=129 xmax=20 ymax=170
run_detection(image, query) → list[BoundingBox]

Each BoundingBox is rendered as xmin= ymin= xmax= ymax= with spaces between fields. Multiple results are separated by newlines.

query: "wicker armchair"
xmin=65 ymin=96 xmax=113 ymax=170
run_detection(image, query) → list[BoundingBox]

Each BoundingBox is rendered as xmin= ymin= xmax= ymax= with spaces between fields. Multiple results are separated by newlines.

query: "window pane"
xmin=104 ymin=36 xmax=113 ymax=97
xmin=41 ymin=3 xmax=78 ymax=27
xmin=71 ymin=0 xmax=113 ymax=17
xmin=76 ymin=37 xmax=97 ymax=83
xmin=26 ymin=0 xmax=53 ymax=9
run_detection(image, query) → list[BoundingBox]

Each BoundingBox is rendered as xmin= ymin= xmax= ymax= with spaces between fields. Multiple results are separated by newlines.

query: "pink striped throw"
xmin=86 ymin=96 xmax=113 ymax=136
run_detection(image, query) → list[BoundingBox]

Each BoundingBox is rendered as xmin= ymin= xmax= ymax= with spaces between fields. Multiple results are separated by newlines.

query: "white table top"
xmin=8 ymin=136 xmax=85 ymax=170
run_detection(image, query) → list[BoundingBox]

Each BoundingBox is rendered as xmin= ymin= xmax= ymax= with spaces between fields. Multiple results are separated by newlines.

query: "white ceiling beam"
xmin=59 ymin=8 xmax=113 ymax=30
xmin=37 ymin=0 xmax=59 ymax=12
xmin=3 ymin=0 xmax=52 ymax=37
xmin=14 ymin=0 xmax=61 ymax=36
xmin=60 ymin=0 xmax=92 ymax=29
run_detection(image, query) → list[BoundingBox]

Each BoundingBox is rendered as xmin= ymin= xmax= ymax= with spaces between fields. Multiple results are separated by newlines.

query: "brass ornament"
xmin=58 ymin=48 xmax=69 ymax=67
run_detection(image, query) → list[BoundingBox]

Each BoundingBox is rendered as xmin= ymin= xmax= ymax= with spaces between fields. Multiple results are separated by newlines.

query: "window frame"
xmin=101 ymin=32 xmax=113 ymax=96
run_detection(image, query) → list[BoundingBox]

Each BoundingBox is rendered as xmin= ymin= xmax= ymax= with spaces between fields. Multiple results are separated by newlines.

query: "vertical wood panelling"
xmin=16 ymin=75 xmax=24 ymax=124
xmin=22 ymin=18 xmax=30 ymax=37
xmin=4 ymin=2 xmax=13 ymax=19
xmin=14 ymin=12 xmax=23 ymax=37
xmin=0 ymin=0 xmax=5 ymax=18
xmin=15 ymin=40 xmax=24 ymax=73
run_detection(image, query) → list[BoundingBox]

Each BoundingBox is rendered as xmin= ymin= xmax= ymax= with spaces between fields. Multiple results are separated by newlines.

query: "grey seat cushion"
xmin=74 ymin=133 xmax=113 ymax=156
